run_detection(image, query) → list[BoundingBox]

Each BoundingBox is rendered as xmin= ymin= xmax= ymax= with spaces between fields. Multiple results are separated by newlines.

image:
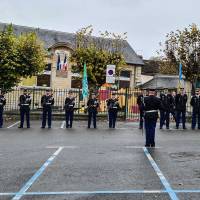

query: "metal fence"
xmin=3 ymin=88 xmax=193 ymax=121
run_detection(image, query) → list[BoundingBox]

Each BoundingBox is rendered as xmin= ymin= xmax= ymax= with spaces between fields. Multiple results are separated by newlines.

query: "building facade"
xmin=0 ymin=22 xmax=144 ymax=89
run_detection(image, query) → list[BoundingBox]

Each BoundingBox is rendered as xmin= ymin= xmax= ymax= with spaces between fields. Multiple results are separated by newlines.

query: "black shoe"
xmin=139 ymin=127 xmax=142 ymax=129
xmin=176 ymin=126 xmax=179 ymax=129
xmin=41 ymin=126 xmax=45 ymax=129
xmin=160 ymin=127 xmax=163 ymax=129
xmin=166 ymin=127 xmax=169 ymax=129
xmin=151 ymin=144 xmax=155 ymax=147
xmin=27 ymin=126 xmax=30 ymax=128
xmin=145 ymin=144 xmax=150 ymax=147
xmin=183 ymin=127 xmax=187 ymax=130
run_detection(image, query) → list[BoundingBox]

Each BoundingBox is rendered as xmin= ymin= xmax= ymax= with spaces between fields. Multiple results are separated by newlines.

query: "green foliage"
xmin=159 ymin=24 xmax=200 ymax=89
xmin=0 ymin=24 xmax=46 ymax=91
xmin=70 ymin=26 xmax=126 ymax=89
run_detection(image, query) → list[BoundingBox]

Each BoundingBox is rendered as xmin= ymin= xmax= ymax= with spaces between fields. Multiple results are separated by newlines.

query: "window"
xmin=120 ymin=71 xmax=131 ymax=78
xmin=119 ymin=80 xmax=130 ymax=88
xmin=37 ymin=75 xmax=50 ymax=87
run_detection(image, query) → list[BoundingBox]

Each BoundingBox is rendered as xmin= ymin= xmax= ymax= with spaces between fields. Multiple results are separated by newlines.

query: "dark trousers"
xmin=65 ymin=111 xmax=74 ymax=128
xmin=176 ymin=110 xmax=186 ymax=128
xmin=42 ymin=107 xmax=52 ymax=128
xmin=145 ymin=119 xmax=157 ymax=146
xmin=160 ymin=110 xmax=166 ymax=128
xmin=192 ymin=111 xmax=200 ymax=129
xmin=139 ymin=109 xmax=144 ymax=128
xmin=109 ymin=111 xmax=117 ymax=128
xmin=88 ymin=111 xmax=97 ymax=128
xmin=0 ymin=107 xmax=3 ymax=127
xmin=20 ymin=106 xmax=30 ymax=128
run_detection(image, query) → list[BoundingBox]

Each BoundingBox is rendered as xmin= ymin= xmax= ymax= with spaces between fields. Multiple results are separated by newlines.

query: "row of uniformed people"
xmin=137 ymin=88 xmax=200 ymax=131
xmin=0 ymin=89 xmax=120 ymax=129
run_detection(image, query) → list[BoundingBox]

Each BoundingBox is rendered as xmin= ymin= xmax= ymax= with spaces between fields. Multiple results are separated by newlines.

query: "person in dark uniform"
xmin=18 ymin=89 xmax=31 ymax=128
xmin=165 ymin=90 xmax=176 ymax=129
xmin=137 ymin=89 xmax=144 ymax=129
xmin=190 ymin=89 xmax=200 ymax=130
xmin=159 ymin=89 xmax=167 ymax=129
xmin=143 ymin=88 xmax=162 ymax=147
xmin=64 ymin=90 xmax=75 ymax=128
xmin=87 ymin=93 xmax=99 ymax=129
xmin=175 ymin=88 xmax=188 ymax=129
xmin=0 ymin=89 xmax=6 ymax=128
xmin=41 ymin=89 xmax=54 ymax=129
xmin=107 ymin=93 xmax=120 ymax=129
xmin=170 ymin=91 xmax=177 ymax=122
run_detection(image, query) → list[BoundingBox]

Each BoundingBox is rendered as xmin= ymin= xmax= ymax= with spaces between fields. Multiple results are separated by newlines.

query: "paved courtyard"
xmin=0 ymin=120 xmax=200 ymax=200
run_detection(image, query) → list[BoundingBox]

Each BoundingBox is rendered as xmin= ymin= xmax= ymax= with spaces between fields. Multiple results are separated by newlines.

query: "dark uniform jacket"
xmin=0 ymin=95 xmax=6 ymax=108
xmin=165 ymin=94 xmax=175 ymax=112
xmin=160 ymin=93 xmax=167 ymax=111
xmin=190 ymin=95 xmax=200 ymax=113
xmin=87 ymin=98 xmax=99 ymax=113
xmin=107 ymin=98 xmax=120 ymax=112
xmin=19 ymin=94 xmax=31 ymax=107
xmin=144 ymin=95 xmax=162 ymax=120
xmin=175 ymin=94 xmax=188 ymax=111
xmin=137 ymin=94 xmax=144 ymax=110
xmin=41 ymin=95 xmax=54 ymax=108
xmin=64 ymin=97 xmax=75 ymax=112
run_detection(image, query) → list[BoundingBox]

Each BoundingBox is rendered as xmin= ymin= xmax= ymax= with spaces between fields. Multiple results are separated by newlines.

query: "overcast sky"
xmin=0 ymin=0 xmax=200 ymax=59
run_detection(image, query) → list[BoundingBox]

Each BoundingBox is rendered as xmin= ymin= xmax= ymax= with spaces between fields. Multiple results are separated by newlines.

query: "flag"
xmin=56 ymin=54 xmax=61 ymax=70
xmin=82 ymin=63 xmax=88 ymax=99
xmin=179 ymin=63 xmax=182 ymax=81
xmin=61 ymin=54 xmax=68 ymax=71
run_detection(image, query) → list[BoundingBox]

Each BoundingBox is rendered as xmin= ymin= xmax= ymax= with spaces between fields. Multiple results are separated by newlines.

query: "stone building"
xmin=0 ymin=22 xmax=144 ymax=89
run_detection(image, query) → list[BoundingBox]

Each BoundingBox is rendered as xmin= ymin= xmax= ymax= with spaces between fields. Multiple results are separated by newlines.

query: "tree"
xmin=159 ymin=24 xmax=200 ymax=93
xmin=70 ymin=26 xmax=126 ymax=90
xmin=0 ymin=25 xmax=46 ymax=91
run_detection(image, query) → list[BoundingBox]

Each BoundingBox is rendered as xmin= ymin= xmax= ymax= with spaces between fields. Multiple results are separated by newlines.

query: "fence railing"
xmin=3 ymin=88 xmax=193 ymax=121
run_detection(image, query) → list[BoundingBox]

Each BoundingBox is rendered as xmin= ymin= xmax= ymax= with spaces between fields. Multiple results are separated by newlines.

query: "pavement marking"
xmin=46 ymin=145 xmax=79 ymax=149
xmin=60 ymin=121 xmax=65 ymax=129
xmin=23 ymin=190 xmax=166 ymax=195
xmin=143 ymin=147 xmax=179 ymax=200
xmin=12 ymin=147 xmax=63 ymax=200
xmin=125 ymin=146 xmax=162 ymax=149
xmin=175 ymin=190 xmax=200 ymax=193
xmin=7 ymin=121 xmax=20 ymax=129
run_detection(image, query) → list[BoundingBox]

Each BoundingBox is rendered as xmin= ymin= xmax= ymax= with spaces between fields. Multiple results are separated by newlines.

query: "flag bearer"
xmin=175 ymin=88 xmax=188 ymax=129
xmin=87 ymin=93 xmax=99 ymax=129
xmin=64 ymin=90 xmax=75 ymax=128
xmin=41 ymin=89 xmax=54 ymax=129
xmin=18 ymin=89 xmax=31 ymax=128
xmin=107 ymin=93 xmax=120 ymax=129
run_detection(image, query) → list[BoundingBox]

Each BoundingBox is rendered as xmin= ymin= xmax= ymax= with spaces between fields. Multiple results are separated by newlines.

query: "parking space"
xmin=0 ymin=120 xmax=200 ymax=199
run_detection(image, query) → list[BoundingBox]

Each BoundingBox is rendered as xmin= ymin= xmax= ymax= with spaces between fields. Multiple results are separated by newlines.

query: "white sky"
xmin=0 ymin=0 xmax=200 ymax=59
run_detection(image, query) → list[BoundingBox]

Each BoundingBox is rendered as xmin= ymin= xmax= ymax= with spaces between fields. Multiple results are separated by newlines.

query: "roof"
xmin=0 ymin=22 xmax=144 ymax=66
xmin=141 ymin=74 xmax=184 ymax=89
xmin=142 ymin=59 xmax=160 ymax=75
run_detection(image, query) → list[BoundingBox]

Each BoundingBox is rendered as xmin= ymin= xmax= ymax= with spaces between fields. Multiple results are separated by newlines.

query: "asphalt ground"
xmin=0 ymin=120 xmax=200 ymax=200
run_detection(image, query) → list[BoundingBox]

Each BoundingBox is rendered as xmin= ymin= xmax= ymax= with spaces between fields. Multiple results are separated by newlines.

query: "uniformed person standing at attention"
xmin=0 ymin=89 xmax=6 ymax=128
xmin=190 ymin=89 xmax=200 ymax=130
xmin=175 ymin=88 xmax=188 ymax=129
xmin=41 ymin=89 xmax=54 ymax=129
xmin=137 ymin=89 xmax=144 ymax=129
xmin=107 ymin=93 xmax=120 ymax=129
xmin=18 ymin=89 xmax=31 ymax=128
xmin=64 ymin=90 xmax=75 ymax=128
xmin=87 ymin=93 xmax=99 ymax=129
xmin=143 ymin=88 xmax=162 ymax=147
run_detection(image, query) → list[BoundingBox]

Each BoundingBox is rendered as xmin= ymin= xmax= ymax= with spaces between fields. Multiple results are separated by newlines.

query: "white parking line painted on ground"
xmin=12 ymin=147 xmax=63 ymax=200
xmin=7 ymin=121 xmax=20 ymax=129
xmin=46 ymin=145 xmax=79 ymax=149
xmin=60 ymin=121 xmax=65 ymax=129
xmin=143 ymin=147 xmax=179 ymax=200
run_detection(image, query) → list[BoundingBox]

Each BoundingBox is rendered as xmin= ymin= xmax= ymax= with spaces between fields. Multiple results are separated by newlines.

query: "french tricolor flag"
xmin=61 ymin=54 xmax=68 ymax=71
